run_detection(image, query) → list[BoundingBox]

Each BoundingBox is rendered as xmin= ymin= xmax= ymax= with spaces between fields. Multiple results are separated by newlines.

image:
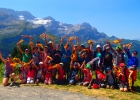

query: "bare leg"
xmin=2 ymin=78 xmax=9 ymax=86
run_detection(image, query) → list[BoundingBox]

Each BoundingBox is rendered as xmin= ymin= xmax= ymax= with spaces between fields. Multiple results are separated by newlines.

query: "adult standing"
xmin=17 ymin=40 xmax=32 ymax=63
xmin=60 ymin=36 xmax=71 ymax=80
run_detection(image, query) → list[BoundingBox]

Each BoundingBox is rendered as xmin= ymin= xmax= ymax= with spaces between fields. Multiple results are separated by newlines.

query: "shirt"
xmin=58 ymin=68 xmax=65 ymax=80
xmin=61 ymin=44 xmax=71 ymax=63
xmin=70 ymin=68 xmax=78 ymax=79
xmin=32 ymin=52 xmax=40 ymax=64
xmin=103 ymin=52 xmax=113 ymax=68
xmin=27 ymin=69 xmax=36 ymax=78
xmin=53 ymin=49 xmax=62 ymax=64
xmin=4 ymin=62 xmax=13 ymax=74
xmin=83 ymin=69 xmax=92 ymax=82
xmin=22 ymin=53 xmax=31 ymax=63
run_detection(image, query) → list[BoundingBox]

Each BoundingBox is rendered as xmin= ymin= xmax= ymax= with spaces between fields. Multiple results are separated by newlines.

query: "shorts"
xmin=4 ymin=73 xmax=10 ymax=78
xmin=63 ymin=62 xmax=70 ymax=72
xmin=126 ymin=70 xmax=137 ymax=81
xmin=119 ymin=83 xmax=128 ymax=88
xmin=27 ymin=77 xmax=34 ymax=84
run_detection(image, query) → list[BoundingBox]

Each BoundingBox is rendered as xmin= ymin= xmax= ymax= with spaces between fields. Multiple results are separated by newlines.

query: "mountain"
xmin=0 ymin=11 xmax=46 ymax=57
xmin=134 ymin=38 xmax=140 ymax=41
xmin=0 ymin=8 xmax=35 ymax=20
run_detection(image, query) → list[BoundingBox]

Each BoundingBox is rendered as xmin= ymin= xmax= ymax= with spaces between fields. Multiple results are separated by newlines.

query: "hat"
xmin=80 ymin=44 xmax=85 ymax=48
xmin=96 ymin=44 xmax=101 ymax=48
xmin=49 ymin=41 xmax=52 ymax=44
xmin=8 ymin=54 xmax=12 ymax=58
xmin=106 ymin=67 xmax=111 ymax=71
xmin=39 ymin=62 xmax=43 ymax=65
xmin=116 ymin=46 xmax=122 ymax=50
xmin=74 ymin=62 xmax=78 ymax=66
xmin=133 ymin=51 xmax=138 ymax=55
xmin=18 ymin=64 xmax=22 ymax=68
xmin=92 ymin=84 xmax=99 ymax=89
xmin=44 ymin=46 xmax=48 ymax=48
xmin=106 ymin=47 xmax=110 ymax=50
xmin=25 ymin=49 xmax=29 ymax=51
xmin=120 ymin=63 xmax=125 ymax=67
xmin=86 ymin=63 xmax=91 ymax=68
xmin=59 ymin=63 xmax=64 ymax=66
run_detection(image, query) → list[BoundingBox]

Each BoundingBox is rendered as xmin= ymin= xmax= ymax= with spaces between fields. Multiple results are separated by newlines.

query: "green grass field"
xmin=0 ymin=63 xmax=140 ymax=100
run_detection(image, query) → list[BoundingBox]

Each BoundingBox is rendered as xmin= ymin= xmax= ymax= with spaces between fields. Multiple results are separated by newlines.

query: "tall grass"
xmin=0 ymin=63 xmax=4 ymax=82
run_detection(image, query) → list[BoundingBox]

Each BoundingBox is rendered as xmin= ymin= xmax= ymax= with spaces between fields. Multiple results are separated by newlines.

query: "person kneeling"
xmin=117 ymin=63 xmax=128 ymax=92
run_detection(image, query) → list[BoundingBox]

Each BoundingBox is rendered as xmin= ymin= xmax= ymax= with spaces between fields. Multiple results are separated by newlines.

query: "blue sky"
xmin=1 ymin=0 xmax=140 ymax=39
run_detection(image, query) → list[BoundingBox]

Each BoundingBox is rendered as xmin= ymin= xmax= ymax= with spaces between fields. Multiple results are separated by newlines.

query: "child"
xmin=14 ymin=64 xmax=27 ymax=84
xmin=69 ymin=62 xmax=79 ymax=85
xmin=127 ymin=50 xmax=138 ymax=91
xmin=79 ymin=63 xmax=92 ymax=86
xmin=44 ymin=60 xmax=54 ymax=85
xmin=56 ymin=63 xmax=66 ymax=85
xmin=105 ymin=67 xmax=115 ymax=89
xmin=117 ymin=63 xmax=128 ymax=92
xmin=35 ymin=62 xmax=44 ymax=85
xmin=0 ymin=53 xmax=16 ymax=86
xmin=27 ymin=63 xmax=36 ymax=84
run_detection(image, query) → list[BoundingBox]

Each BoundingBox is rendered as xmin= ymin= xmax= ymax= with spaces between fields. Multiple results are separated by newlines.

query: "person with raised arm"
xmin=0 ymin=53 xmax=15 ymax=86
xmin=44 ymin=34 xmax=54 ymax=58
xmin=60 ymin=35 xmax=71 ymax=81
xmin=52 ymin=44 xmax=63 ymax=83
xmin=107 ymin=40 xmax=125 ymax=73
xmin=126 ymin=44 xmax=138 ymax=92
xmin=17 ymin=39 xmax=32 ymax=63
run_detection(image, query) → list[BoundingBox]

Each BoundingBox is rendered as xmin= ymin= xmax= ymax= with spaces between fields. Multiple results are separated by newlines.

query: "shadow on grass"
xmin=134 ymin=86 xmax=140 ymax=93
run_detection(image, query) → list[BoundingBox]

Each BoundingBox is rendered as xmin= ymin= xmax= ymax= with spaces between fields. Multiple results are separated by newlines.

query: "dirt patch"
xmin=0 ymin=85 xmax=108 ymax=100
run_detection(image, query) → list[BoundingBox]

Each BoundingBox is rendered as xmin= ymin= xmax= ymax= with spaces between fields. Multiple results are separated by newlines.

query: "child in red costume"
xmin=117 ymin=63 xmax=128 ymax=92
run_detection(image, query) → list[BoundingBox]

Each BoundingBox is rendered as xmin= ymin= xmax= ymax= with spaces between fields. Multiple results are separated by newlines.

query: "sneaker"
xmin=110 ymin=85 xmax=114 ymax=89
xmin=88 ymin=85 xmax=92 ymax=89
xmin=106 ymin=85 xmax=110 ymax=89
xmin=9 ymin=82 xmax=15 ymax=87
xmin=78 ymin=82 xmax=83 ymax=86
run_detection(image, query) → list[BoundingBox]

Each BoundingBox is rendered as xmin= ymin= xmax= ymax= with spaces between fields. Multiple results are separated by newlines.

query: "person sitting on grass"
xmin=0 ymin=53 xmax=16 ymax=86
xmin=117 ymin=63 xmax=128 ymax=92
xmin=105 ymin=67 xmax=115 ymax=89
xmin=56 ymin=63 xmax=66 ymax=85
xmin=79 ymin=62 xmax=92 ymax=86
xmin=26 ymin=63 xmax=37 ymax=84
xmin=44 ymin=60 xmax=54 ymax=85
xmin=69 ymin=62 xmax=79 ymax=85
xmin=35 ymin=62 xmax=44 ymax=85
xmin=14 ymin=64 xmax=27 ymax=84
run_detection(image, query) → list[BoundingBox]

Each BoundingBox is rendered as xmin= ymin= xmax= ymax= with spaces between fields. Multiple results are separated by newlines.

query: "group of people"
xmin=0 ymin=33 xmax=139 ymax=92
